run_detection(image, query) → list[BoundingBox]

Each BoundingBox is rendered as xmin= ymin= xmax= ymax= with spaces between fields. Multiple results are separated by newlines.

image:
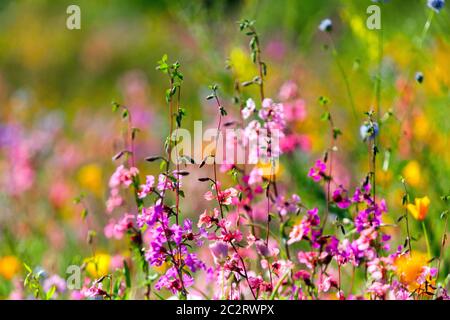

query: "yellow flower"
xmin=412 ymin=115 xmax=430 ymax=141
xmin=407 ymin=196 xmax=430 ymax=221
xmin=84 ymin=253 xmax=110 ymax=278
xmin=395 ymin=252 xmax=434 ymax=293
xmin=256 ymin=160 xmax=283 ymax=179
xmin=395 ymin=252 xmax=427 ymax=285
xmin=0 ymin=256 xmax=21 ymax=280
xmin=402 ymin=161 xmax=421 ymax=188
xmin=228 ymin=47 xmax=257 ymax=82
xmin=77 ymin=163 xmax=103 ymax=195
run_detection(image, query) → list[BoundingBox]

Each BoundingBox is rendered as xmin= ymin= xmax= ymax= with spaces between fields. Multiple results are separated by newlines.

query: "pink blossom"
xmin=284 ymin=99 xmax=307 ymax=122
xmin=241 ymin=98 xmax=255 ymax=120
xmin=308 ymin=159 xmax=327 ymax=182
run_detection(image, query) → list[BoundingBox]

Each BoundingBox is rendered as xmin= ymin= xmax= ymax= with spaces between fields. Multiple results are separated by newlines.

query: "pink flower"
xmin=138 ymin=175 xmax=155 ymax=199
xmin=241 ymin=98 xmax=256 ymax=120
xmin=287 ymin=218 xmax=309 ymax=245
xmin=198 ymin=208 xmax=219 ymax=228
xmin=248 ymin=167 xmax=263 ymax=185
xmin=308 ymin=159 xmax=327 ymax=182
xmin=106 ymin=188 xmax=123 ymax=213
xmin=297 ymin=251 xmax=319 ymax=270
xmin=278 ymin=80 xmax=298 ymax=101
xmin=109 ymin=165 xmax=138 ymax=188
xmin=204 ymin=186 xmax=238 ymax=206
xmin=284 ymin=99 xmax=307 ymax=122
xmin=104 ymin=213 xmax=134 ymax=239
xmin=318 ymin=275 xmax=332 ymax=293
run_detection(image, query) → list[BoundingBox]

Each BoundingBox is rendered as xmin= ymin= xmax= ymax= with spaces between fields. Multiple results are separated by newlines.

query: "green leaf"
xmin=46 ymin=285 xmax=56 ymax=300
xmin=123 ymin=260 xmax=131 ymax=289
xmin=320 ymin=111 xmax=331 ymax=121
xmin=81 ymin=208 xmax=88 ymax=220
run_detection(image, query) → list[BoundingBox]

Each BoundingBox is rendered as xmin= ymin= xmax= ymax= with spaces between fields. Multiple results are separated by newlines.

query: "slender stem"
xmin=401 ymin=181 xmax=413 ymax=254
xmin=328 ymin=35 xmax=357 ymax=120
xmin=422 ymin=221 xmax=432 ymax=258
xmin=436 ymin=214 xmax=448 ymax=294
xmin=230 ymin=242 xmax=257 ymax=300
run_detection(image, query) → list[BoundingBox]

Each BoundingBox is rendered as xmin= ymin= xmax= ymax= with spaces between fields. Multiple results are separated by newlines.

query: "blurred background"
xmin=0 ymin=0 xmax=448 ymax=298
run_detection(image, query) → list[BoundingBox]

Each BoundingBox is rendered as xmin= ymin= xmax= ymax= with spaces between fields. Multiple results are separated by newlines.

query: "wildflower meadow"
xmin=0 ymin=0 xmax=449 ymax=303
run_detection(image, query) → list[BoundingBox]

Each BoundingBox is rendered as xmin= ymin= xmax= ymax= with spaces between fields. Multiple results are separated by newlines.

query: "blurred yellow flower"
xmin=77 ymin=163 xmax=103 ymax=195
xmin=84 ymin=253 xmax=111 ymax=278
xmin=256 ymin=160 xmax=283 ymax=179
xmin=344 ymin=13 xmax=378 ymax=61
xmin=402 ymin=161 xmax=421 ymax=187
xmin=394 ymin=251 xmax=433 ymax=293
xmin=413 ymin=115 xmax=430 ymax=141
xmin=407 ymin=196 xmax=430 ymax=221
xmin=0 ymin=256 xmax=21 ymax=280
xmin=229 ymin=47 xmax=257 ymax=81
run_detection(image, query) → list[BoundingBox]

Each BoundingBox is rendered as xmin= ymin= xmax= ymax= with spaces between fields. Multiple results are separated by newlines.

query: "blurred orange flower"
xmin=407 ymin=196 xmax=430 ymax=221
xmin=0 ymin=256 xmax=21 ymax=280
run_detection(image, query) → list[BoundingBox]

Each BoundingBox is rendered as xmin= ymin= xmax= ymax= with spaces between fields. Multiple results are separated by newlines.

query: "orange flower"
xmin=394 ymin=251 xmax=436 ymax=295
xmin=394 ymin=252 xmax=428 ymax=286
xmin=0 ymin=256 xmax=21 ymax=280
xmin=407 ymin=196 xmax=430 ymax=221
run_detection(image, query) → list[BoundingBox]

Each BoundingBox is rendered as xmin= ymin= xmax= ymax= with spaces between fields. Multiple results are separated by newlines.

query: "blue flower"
xmin=360 ymin=122 xmax=379 ymax=141
xmin=319 ymin=19 xmax=333 ymax=32
xmin=415 ymin=71 xmax=424 ymax=83
xmin=428 ymin=0 xmax=445 ymax=12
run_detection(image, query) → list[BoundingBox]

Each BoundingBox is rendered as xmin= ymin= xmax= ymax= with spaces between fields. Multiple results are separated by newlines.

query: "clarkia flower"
xmin=241 ymin=98 xmax=256 ymax=120
xmin=308 ymin=159 xmax=327 ymax=182
xmin=332 ymin=186 xmax=351 ymax=209
xmin=138 ymin=175 xmax=155 ymax=199
xmin=209 ymin=241 xmax=229 ymax=264
xmin=204 ymin=186 xmax=238 ymax=206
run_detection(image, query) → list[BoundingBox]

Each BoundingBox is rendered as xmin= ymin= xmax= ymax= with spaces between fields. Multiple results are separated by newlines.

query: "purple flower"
xmin=170 ymin=224 xmax=183 ymax=246
xmin=154 ymin=267 xmax=193 ymax=294
xmin=209 ymin=241 xmax=229 ymax=264
xmin=185 ymin=252 xmax=206 ymax=273
xmin=137 ymin=204 xmax=163 ymax=228
xmin=275 ymin=194 xmax=301 ymax=216
xmin=332 ymin=186 xmax=351 ymax=209
xmin=360 ymin=122 xmax=379 ymax=141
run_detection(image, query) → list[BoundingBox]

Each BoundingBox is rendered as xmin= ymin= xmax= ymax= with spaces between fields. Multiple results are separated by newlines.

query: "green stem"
xmin=329 ymin=36 xmax=357 ymax=120
xmin=269 ymin=271 xmax=290 ymax=300
xmin=422 ymin=221 xmax=432 ymax=258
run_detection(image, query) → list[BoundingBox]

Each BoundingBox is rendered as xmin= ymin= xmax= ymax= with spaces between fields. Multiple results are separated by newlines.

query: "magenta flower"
xmin=308 ymin=159 xmax=327 ymax=182
xmin=332 ymin=186 xmax=351 ymax=209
